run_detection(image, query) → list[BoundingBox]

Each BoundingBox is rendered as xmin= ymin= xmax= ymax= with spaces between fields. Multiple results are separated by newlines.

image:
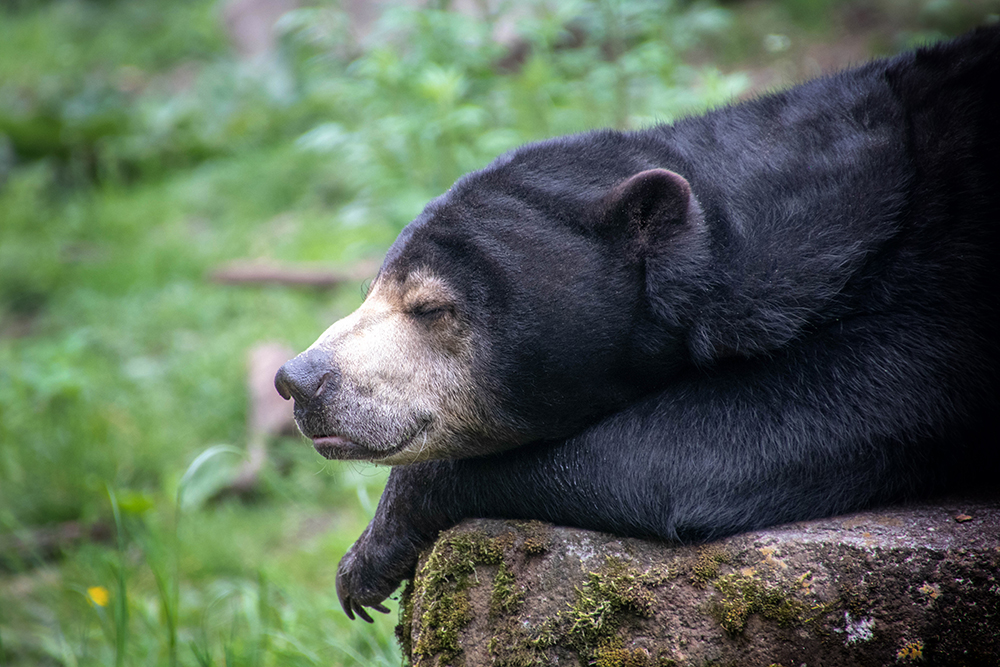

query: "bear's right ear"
xmin=599 ymin=168 xmax=701 ymax=254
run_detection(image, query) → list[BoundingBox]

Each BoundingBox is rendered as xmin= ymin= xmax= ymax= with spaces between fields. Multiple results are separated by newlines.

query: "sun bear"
xmin=274 ymin=27 xmax=1000 ymax=621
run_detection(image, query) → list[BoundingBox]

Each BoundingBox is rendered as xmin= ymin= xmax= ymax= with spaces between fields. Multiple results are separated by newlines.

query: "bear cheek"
xmin=360 ymin=327 xmax=486 ymax=462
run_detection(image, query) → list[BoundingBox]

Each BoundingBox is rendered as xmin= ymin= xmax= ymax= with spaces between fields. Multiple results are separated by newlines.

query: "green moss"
xmin=566 ymin=556 xmax=657 ymax=647
xmin=593 ymin=637 xmax=656 ymax=667
xmin=487 ymin=617 xmax=560 ymax=667
xmin=690 ymin=545 xmax=730 ymax=587
xmin=400 ymin=523 xmax=561 ymax=665
xmin=490 ymin=560 xmax=524 ymax=619
xmin=484 ymin=554 xmax=668 ymax=666
xmin=407 ymin=531 xmax=507 ymax=665
xmin=550 ymin=554 xmax=670 ymax=666
xmin=413 ymin=589 xmax=471 ymax=661
xmin=516 ymin=520 xmax=553 ymax=556
xmin=711 ymin=572 xmax=807 ymax=635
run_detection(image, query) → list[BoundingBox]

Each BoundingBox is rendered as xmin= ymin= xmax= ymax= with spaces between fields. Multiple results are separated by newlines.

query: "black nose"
xmin=274 ymin=349 xmax=339 ymax=404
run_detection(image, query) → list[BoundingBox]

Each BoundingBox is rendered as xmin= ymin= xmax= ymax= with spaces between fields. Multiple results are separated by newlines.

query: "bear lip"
xmin=310 ymin=418 xmax=432 ymax=462
xmin=311 ymin=435 xmax=379 ymax=461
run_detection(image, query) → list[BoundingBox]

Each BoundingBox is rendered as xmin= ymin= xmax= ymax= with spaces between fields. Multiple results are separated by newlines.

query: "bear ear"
xmin=600 ymin=168 xmax=700 ymax=251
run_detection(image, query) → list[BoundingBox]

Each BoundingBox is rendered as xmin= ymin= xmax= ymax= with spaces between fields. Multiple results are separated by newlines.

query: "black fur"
xmin=285 ymin=28 xmax=1000 ymax=621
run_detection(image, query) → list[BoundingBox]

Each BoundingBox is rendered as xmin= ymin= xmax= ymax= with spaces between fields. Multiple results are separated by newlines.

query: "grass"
xmin=1 ymin=0 xmax=996 ymax=665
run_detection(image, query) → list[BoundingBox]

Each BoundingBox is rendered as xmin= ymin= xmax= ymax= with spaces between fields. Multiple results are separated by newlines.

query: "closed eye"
xmin=409 ymin=303 xmax=454 ymax=320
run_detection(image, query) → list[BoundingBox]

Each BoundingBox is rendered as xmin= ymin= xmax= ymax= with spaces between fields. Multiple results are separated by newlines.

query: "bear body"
xmin=274 ymin=27 xmax=1000 ymax=621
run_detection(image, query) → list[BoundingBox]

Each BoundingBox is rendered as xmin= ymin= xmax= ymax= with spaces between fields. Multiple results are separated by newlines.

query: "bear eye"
xmin=409 ymin=302 xmax=454 ymax=321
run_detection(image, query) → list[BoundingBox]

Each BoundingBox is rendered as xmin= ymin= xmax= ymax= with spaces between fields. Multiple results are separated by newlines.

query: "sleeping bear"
xmin=274 ymin=27 xmax=1000 ymax=622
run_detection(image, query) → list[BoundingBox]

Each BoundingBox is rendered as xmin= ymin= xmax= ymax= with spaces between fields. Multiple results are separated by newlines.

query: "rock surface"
xmin=397 ymin=496 xmax=1000 ymax=666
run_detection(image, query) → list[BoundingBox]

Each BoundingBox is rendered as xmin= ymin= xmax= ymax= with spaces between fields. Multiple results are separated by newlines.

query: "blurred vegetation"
xmin=0 ymin=0 xmax=996 ymax=665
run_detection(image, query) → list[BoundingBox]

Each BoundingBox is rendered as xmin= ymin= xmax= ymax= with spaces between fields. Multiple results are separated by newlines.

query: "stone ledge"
xmin=397 ymin=497 xmax=1000 ymax=666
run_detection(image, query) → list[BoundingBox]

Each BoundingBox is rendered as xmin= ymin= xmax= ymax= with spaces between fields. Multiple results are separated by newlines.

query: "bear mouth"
xmin=311 ymin=435 xmax=373 ymax=460
xmin=310 ymin=419 xmax=432 ymax=463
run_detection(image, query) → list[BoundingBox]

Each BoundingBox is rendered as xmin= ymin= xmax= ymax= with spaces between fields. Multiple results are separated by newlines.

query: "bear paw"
xmin=336 ymin=540 xmax=406 ymax=622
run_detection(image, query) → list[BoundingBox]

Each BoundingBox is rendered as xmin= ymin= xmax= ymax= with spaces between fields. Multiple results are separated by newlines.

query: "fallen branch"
xmin=210 ymin=259 xmax=380 ymax=288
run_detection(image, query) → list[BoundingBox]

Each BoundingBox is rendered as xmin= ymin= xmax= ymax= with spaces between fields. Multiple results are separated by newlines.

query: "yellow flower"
xmin=87 ymin=586 xmax=110 ymax=607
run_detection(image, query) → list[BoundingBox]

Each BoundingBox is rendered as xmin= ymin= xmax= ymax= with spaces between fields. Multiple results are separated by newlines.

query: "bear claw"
xmin=336 ymin=546 xmax=398 ymax=622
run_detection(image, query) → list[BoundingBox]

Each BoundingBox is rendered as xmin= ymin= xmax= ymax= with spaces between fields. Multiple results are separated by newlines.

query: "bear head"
xmin=275 ymin=133 xmax=709 ymax=464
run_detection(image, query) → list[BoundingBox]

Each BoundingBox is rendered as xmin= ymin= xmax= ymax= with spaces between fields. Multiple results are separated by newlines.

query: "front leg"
xmin=336 ymin=461 xmax=460 ymax=621
xmin=335 ymin=441 xmax=594 ymax=620
xmin=335 ymin=432 xmax=670 ymax=620
xmin=335 ymin=435 xmax=625 ymax=621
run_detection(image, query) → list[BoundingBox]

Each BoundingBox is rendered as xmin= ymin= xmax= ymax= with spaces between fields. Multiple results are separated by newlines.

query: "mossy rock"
xmin=399 ymin=496 xmax=1000 ymax=666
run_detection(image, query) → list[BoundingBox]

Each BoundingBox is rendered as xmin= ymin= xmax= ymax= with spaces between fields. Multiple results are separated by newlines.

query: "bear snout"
xmin=274 ymin=348 xmax=341 ymax=405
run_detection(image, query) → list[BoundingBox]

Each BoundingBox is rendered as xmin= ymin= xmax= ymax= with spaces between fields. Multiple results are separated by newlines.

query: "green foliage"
xmin=0 ymin=0 xmax=226 ymax=175
xmin=286 ymin=0 xmax=743 ymax=201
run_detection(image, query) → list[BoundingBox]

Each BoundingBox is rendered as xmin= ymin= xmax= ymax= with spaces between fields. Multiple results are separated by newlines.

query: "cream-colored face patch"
xmin=300 ymin=268 xmax=492 ymax=464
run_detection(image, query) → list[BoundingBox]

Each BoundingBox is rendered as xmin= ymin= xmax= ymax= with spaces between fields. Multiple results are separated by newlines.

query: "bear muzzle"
xmin=275 ymin=347 xmax=437 ymax=463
